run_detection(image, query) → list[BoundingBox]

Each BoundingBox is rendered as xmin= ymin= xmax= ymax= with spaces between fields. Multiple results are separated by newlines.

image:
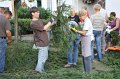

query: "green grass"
xmin=0 ymin=41 xmax=119 ymax=79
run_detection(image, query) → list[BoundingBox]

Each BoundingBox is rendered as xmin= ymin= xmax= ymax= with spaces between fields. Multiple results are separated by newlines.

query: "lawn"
xmin=0 ymin=41 xmax=119 ymax=79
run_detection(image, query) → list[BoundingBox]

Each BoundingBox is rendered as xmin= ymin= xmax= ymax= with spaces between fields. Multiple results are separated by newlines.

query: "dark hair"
xmin=110 ymin=12 xmax=116 ymax=17
xmin=30 ymin=7 xmax=39 ymax=13
xmin=4 ymin=10 xmax=12 ymax=16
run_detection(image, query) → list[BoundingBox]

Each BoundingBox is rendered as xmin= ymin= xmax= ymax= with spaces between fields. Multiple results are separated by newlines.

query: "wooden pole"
xmin=14 ymin=1 xmax=18 ymax=42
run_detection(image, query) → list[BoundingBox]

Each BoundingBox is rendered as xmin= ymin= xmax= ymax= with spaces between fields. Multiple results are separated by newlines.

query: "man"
xmin=4 ymin=10 xmax=12 ymax=19
xmin=0 ymin=9 xmax=12 ymax=73
xmin=30 ymin=7 xmax=54 ymax=73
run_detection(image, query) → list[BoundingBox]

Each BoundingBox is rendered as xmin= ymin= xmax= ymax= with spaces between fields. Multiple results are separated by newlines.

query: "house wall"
xmin=106 ymin=0 xmax=120 ymax=18
xmin=0 ymin=1 xmax=12 ymax=12
xmin=41 ymin=0 xmax=57 ymax=12
xmin=64 ymin=0 xmax=96 ymax=16
xmin=21 ymin=0 xmax=37 ymax=7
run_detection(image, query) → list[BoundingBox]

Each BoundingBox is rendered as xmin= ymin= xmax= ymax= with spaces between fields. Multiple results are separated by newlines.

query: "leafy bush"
xmin=18 ymin=7 xmax=51 ymax=19
xmin=10 ymin=19 xmax=32 ymax=35
xmin=38 ymin=7 xmax=52 ymax=19
xmin=18 ymin=8 xmax=31 ymax=19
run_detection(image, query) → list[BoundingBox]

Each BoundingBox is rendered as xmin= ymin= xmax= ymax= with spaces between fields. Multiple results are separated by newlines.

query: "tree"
xmin=13 ymin=0 xmax=21 ymax=42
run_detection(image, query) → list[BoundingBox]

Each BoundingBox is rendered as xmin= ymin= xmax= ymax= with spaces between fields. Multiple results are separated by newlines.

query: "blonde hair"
xmin=93 ymin=4 xmax=101 ymax=11
xmin=82 ymin=6 xmax=87 ymax=10
xmin=79 ymin=9 xmax=87 ymax=17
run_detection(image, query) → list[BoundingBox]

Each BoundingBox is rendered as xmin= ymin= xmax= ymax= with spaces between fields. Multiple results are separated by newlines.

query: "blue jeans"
xmin=67 ymin=34 xmax=80 ymax=65
xmin=35 ymin=46 xmax=48 ymax=73
xmin=91 ymin=40 xmax=94 ymax=61
xmin=0 ymin=38 xmax=7 ymax=73
xmin=82 ymin=56 xmax=92 ymax=73
xmin=92 ymin=30 xmax=102 ymax=61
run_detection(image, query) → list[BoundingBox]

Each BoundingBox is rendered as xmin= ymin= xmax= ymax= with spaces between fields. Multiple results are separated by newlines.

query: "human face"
xmin=32 ymin=11 xmax=40 ymax=19
xmin=70 ymin=9 xmax=76 ymax=16
xmin=5 ymin=14 xmax=12 ymax=19
xmin=80 ymin=15 xmax=86 ymax=21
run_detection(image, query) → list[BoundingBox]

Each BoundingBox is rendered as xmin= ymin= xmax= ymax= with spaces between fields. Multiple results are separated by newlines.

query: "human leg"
xmin=0 ymin=39 xmax=7 ymax=73
xmin=35 ymin=46 xmax=48 ymax=72
xmin=95 ymin=32 xmax=102 ymax=61
xmin=82 ymin=56 xmax=92 ymax=73
xmin=73 ymin=36 xmax=80 ymax=65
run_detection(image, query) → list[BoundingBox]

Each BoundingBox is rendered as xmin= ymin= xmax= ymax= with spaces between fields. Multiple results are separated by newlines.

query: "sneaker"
xmin=64 ymin=64 xmax=72 ymax=68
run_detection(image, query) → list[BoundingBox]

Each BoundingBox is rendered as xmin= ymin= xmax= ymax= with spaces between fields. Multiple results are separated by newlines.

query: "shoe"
xmin=72 ymin=64 xmax=77 ymax=67
xmin=64 ymin=64 xmax=72 ymax=68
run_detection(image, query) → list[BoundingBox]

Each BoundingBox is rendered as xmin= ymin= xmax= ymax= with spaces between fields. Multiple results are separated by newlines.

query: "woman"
xmin=74 ymin=9 xmax=93 ymax=73
xmin=106 ymin=12 xmax=120 ymax=51
xmin=64 ymin=8 xmax=81 ymax=67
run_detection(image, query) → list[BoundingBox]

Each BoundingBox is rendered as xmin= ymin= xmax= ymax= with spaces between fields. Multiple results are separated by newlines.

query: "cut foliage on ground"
xmin=0 ymin=41 xmax=119 ymax=79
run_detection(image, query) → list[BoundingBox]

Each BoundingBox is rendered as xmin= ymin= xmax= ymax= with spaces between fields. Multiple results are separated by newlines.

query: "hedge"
xmin=18 ymin=7 xmax=51 ymax=19
xmin=10 ymin=19 xmax=32 ymax=35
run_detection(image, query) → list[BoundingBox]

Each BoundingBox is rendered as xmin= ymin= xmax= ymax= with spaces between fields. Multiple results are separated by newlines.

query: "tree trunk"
xmin=14 ymin=2 xmax=18 ymax=42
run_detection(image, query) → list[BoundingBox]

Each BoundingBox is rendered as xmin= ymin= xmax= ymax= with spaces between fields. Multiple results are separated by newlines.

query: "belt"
xmin=0 ymin=37 xmax=6 ymax=39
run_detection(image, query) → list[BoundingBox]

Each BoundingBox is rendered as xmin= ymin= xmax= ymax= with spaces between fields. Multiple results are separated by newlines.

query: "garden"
xmin=0 ymin=41 xmax=119 ymax=79
xmin=0 ymin=4 xmax=120 ymax=79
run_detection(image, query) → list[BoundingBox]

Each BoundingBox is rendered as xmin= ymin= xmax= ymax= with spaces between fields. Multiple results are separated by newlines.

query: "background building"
xmin=0 ymin=0 xmax=120 ymax=18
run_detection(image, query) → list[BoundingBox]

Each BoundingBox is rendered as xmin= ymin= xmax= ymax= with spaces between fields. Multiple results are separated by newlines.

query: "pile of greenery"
xmin=0 ymin=41 xmax=119 ymax=79
xmin=110 ymin=31 xmax=120 ymax=46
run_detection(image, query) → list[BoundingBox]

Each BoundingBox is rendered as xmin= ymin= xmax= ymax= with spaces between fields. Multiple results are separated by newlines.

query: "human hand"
xmin=106 ymin=29 xmax=113 ymax=34
xmin=71 ymin=27 xmax=77 ymax=32
xmin=106 ymin=25 xmax=111 ymax=29
xmin=7 ymin=39 xmax=11 ymax=47
xmin=49 ymin=18 xmax=57 ymax=25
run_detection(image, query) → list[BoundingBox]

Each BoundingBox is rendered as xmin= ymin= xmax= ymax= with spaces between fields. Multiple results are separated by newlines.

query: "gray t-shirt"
xmin=0 ymin=15 xmax=11 ymax=37
xmin=91 ymin=13 xmax=104 ymax=31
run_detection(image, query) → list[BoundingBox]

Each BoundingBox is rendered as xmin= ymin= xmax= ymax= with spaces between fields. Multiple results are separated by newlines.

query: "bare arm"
xmin=76 ymin=30 xmax=88 ymax=36
xmin=6 ymin=30 xmax=12 ymax=44
xmin=43 ymin=22 xmax=52 ymax=31
xmin=105 ymin=14 xmax=108 ymax=22
xmin=112 ymin=18 xmax=119 ymax=31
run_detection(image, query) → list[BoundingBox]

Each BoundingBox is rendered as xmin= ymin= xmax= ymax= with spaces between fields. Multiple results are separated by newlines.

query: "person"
xmin=105 ymin=12 xmax=120 ymax=51
xmin=64 ymin=9 xmax=81 ymax=67
xmin=0 ymin=7 xmax=5 ymax=15
xmin=82 ymin=6 xmax=90 ymax=18
xmin=98 ymin=0 xmax=108 ymax=54
xmin=90 ymin=4 xmax=104 ymax=61
xmin=0 ymin=8 xmax=12 ymax=73
xmin=4 ymin=10 xmax=12 ymax=19
xmin=74 ymin=9 xmax=93 ymax=73
xmin=30 ymin=7 xmax=55 ymax=73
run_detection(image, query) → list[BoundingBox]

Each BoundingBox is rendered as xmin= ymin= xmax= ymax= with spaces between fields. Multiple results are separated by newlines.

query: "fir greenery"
xmin=51 ymin=3 xmax=80 ymax=53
